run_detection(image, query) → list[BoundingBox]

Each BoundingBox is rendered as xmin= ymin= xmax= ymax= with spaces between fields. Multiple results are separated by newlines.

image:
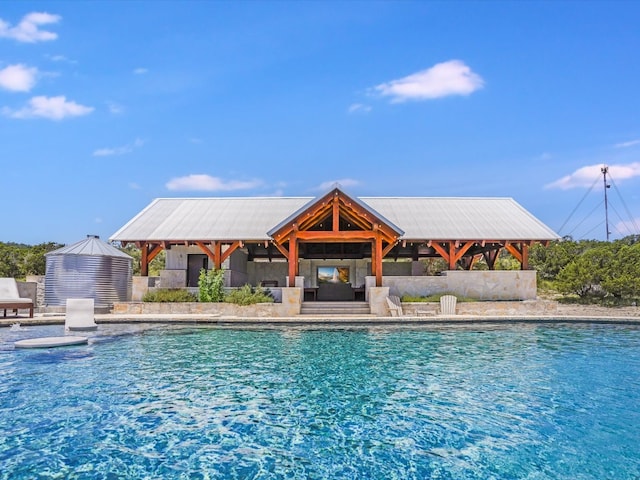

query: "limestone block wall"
xmin=112 ymin=287 xmax=302 ymax=317
xmin=382 ymin=270 xmax=537 ymax=301
xmin=25 ymin=275 xmax=45 ymax=306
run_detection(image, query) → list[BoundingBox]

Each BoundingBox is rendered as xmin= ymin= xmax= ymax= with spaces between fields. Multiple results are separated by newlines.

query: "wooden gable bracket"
xmin=504 ymin=241 xmax=530 ymax=269
xmin=430 ymin=242 xmax=451 ymax=265
xmin=271 ymin=241 xmax=289 ymax=261
xmin=382 ymin=240 xmax=398 ymax=258
xmin=504 ymin=241 xmax=522 ymax=262
xmin=195 ymin=241 xmax=220 ymax=268
xmin=482 ymin=248 xmax=500 ymax=270
xmin=221 ymin=241 xmax=242 ymax=263
xmin=147 ymin=243 xmax=163 ymax=263
xmin=140 ymin=242 xmax=163 ymax=276
xmin=452 ymin=241 xmax=475 ymax=265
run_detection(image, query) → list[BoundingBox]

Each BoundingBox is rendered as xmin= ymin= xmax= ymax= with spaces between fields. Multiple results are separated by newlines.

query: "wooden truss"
xmin=269 ymin=188 xmax=403 ymax=287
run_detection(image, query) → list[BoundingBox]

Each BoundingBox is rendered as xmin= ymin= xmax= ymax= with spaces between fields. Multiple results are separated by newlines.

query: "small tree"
xmin=198 ymin=268 xmax=225 ymax=302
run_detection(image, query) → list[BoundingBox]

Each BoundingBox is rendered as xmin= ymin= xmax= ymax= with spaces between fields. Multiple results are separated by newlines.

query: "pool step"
xmin=300 ymin=301 xmax=371 ymax=316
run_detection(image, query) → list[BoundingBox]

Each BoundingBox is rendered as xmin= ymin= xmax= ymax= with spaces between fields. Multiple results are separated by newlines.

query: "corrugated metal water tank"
xmin=45 ymin=235 xmax=133 ymax=307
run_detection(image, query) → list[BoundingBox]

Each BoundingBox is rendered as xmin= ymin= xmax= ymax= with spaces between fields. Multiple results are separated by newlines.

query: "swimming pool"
xmin=1 ymin=323 xmax=640 ymax=479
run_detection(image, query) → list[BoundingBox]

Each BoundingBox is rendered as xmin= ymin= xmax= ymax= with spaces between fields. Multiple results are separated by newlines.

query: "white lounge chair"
xmin=439 ymin=295 xmax=457 ymax=315
xmin=0 ymin=278 xmax=34 ymax=318
xmin=65 ymin=298 xmax=98 ymax=331
xmin=386 ymin=295 xmax=404 ymax=317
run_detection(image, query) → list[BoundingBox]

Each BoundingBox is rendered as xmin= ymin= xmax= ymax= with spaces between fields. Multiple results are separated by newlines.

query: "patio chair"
xmin=0 ymin=278 xmax=34 ymax=318
xmin=386 ymin=295 xmax=404 ymax=317
xmin=65 ymin=298 xmax=98 ymax=331
xmin=439 ymin=295 xmax=457 ymax=315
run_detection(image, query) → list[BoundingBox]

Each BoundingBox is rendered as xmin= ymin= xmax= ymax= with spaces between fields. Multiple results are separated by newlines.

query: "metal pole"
xmin=601 ymin=165 xmax=611 ymax=241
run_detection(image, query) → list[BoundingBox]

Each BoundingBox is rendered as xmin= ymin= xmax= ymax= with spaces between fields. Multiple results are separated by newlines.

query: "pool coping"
xmin=3 ymin=313 xmax=640 ymax=327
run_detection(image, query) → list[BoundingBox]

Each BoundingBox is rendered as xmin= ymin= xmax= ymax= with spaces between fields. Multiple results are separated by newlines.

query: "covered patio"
xmin=110 ymin=186 xmax=558 ymax=303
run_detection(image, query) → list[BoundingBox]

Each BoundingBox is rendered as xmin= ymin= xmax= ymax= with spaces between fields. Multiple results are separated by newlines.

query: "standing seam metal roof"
xmin=110 ymin=196 xmax=559 ymax=242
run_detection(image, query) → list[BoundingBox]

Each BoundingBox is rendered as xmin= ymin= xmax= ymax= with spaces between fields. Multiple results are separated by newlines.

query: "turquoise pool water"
xmin=1 ymin=323 xmax=640 ymax=479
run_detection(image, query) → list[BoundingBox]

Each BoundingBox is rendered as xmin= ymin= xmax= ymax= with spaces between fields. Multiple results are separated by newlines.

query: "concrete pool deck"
xmin=2 ymin=304 xmax=640 ymax=327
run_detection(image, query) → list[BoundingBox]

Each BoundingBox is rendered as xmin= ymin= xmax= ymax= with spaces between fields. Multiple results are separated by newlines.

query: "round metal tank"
xmin=45 ymin=235 xmax=133 ymax=307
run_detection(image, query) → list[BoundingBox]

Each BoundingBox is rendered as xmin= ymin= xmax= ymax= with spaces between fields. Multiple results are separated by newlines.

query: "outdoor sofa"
xmin=0 ymin=278 xmax=34 ymax=318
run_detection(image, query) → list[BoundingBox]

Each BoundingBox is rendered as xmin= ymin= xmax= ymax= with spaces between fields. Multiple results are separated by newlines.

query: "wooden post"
xmin=521 ymin=243 xmax=529 ymax=270
xmin=214 ymin=241 xmax=222 ymax=270
xmin=288 ymin=235 xmax=297 ymax=287
xmin=448 ymin=241 xmax=456 ymax=270
xmin=140 ymin=243 xmax=149 ymax=276
xmin=375 ymin=233 xmax=383 ymax=287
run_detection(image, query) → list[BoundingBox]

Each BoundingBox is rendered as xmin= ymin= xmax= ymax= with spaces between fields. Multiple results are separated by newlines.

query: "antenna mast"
xmin=601 ymin=165 xmax=611 ymax=241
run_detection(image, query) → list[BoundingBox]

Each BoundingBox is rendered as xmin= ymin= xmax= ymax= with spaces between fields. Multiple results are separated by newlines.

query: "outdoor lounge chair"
xmin=65 ymin=298 xmax=98 ymax=331
xmin=0 ymin=278 xmax=34 ymax=318
xmin=439 ymin=295 xmax=457 ymax=315
xmin=386 ymin=295 xmax=404 ymax=317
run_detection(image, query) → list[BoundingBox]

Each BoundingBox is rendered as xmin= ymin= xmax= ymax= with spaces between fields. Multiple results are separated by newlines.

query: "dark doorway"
xmin=187 ymin=254 xmax=208 ymax=287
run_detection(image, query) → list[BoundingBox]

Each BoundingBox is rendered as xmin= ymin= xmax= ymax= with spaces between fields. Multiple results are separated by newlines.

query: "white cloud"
xmin=129 ymin=182 xmax=142 ymax=190
xmin=546 ymin=162 xmax=640 ymax=190
xmin=0 ymin=12 xmax=61 ymax=43
xmin=133 ymin=67 xmax=148 ymax=75
xmin=315 ymin=179 xmax=360 ymax=191
xmin=45 ymin=54 xmax=76 ymax=64
xmin=348 ymin=103 xmax=372 ymax=114
xmin=373 ymin=60 xmax=484 ymax=103
xmin=0 ymin=64 xmax=37 ymax=92
xmin=4 ymin=95 xmax=93 ymax=120
xmin=93 ymin=138 xmax=145 ymax=157
xmin=106 ymin=101 xmax=124 ymax=114
xmin=166 ymin=174 xmax=263 ymax=192
xmin=615 ymin=218 xmax=640 ymax=235
xmin=614 ymin=139 xmax=640 ymax=149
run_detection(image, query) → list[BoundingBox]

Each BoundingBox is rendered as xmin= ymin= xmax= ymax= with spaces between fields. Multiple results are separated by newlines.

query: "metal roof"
xmin=110 ymin=196 xmax=559 ymax=242
xmin=110 ymin=197 xmax=312 ymax=242
xmin=47 ymin=235 xmax=133 ymax=258
xmin=361 ymin=197 xmax=559 ymax=240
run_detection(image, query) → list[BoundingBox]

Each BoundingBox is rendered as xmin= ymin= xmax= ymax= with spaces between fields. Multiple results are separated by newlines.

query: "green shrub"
xmin=198 ymin=268 xmax=225 ymax=302
xmin=142 ymin=289 xmax=197 ymax=302
xmin=225 ymin=284 xmax=274 ymax=305
xmin=400 ymin=293 xmax=475 ymax=303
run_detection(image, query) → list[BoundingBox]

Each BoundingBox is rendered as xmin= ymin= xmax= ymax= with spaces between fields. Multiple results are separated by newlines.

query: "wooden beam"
xmin=505 ymin=242 xmax=523 ymax=263
xmin=147 ymin=244 xmax=163 ymax=263
xmin=332 ymin=198 xmax=339 ymax=231
xmin=483 ymin=248 xmax=500 ymax=270
xmin=288 ymin=234 xmax=297 ymax=287
xmin=221 ymin=241 xmax=241 ymax=263
xmin=296 ymin=231 xmax=378 ymax=241
xmin=375 ymin=234 xmax=383 ymax=286
xmin=272 ymin=241 xmax=289 ymax=260
xmin=195 ymin=241 xmax=216 ymax=264
xmin=521 ymin=243 xmax=529 ymax=270
xmin=371 ymin=239 xmax=377 ymax=278
xmin=452 ymin=241 xmax=475 ymax=264
xmin=430 ymin=242 xmax=451 ymax=264
xmin=214 ymin=241 xmax=222 ymax=269
xmin=382 ymin=241 xmax=396 ymax=258
xmin=140 ymin=243 xmax=149 ymax=277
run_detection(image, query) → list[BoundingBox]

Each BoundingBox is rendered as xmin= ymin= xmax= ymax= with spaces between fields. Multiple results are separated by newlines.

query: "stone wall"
xmin=381 ymin=270 xmax=537 ymax=301
xmin=401 ymin=299 xmax=558 ymax=316
xmin=112 ymin=287 xmax=302 ymax=317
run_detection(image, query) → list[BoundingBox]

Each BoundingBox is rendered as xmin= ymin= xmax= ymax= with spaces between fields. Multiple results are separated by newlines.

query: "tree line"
xmin=529 ymin=235 xmax=640 ymax=304
xmin=2 ymin=237 xmax=639 ymax=304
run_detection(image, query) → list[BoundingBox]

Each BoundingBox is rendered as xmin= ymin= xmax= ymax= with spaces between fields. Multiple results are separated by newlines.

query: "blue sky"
xmin=2 ymin=1 xmax=640 ymax=245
